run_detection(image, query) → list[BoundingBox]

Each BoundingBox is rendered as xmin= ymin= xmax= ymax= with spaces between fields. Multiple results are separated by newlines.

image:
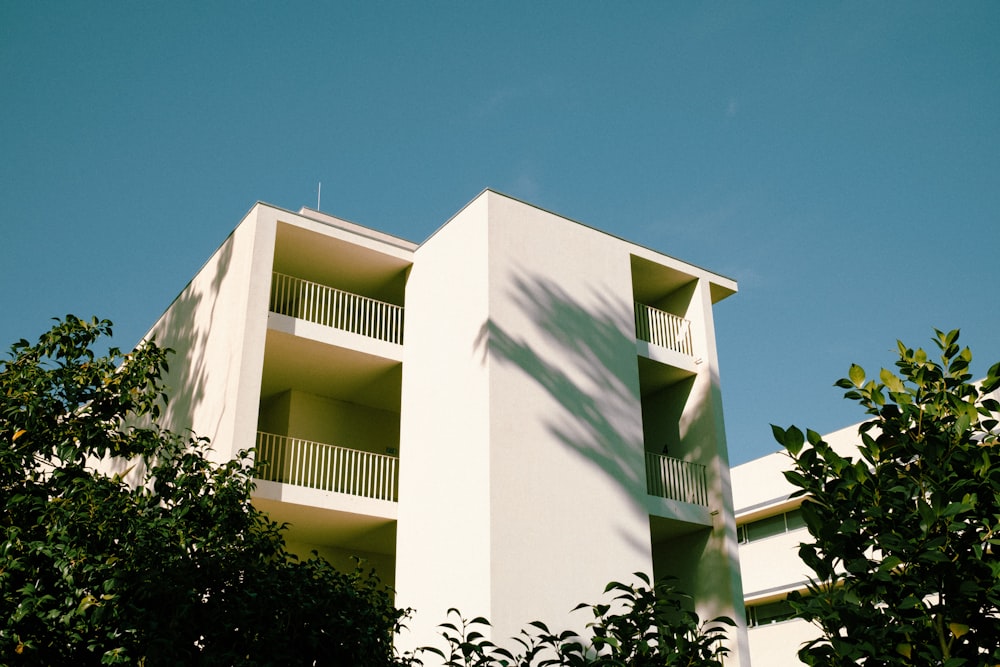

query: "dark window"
xmin=746 ymin=599 xmax=795 ymax=627
xmin=739 ymin=508 xmax=805 ymax=543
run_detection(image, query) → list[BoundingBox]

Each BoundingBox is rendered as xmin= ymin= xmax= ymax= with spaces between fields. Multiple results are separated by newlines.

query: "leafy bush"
xmin=0 ymin=316 xmax=407 ymax=666
xmin=419 ymin=573 xmax=732 ymax=667
xmin=773 ymin=329 xmax=1000 ymax=666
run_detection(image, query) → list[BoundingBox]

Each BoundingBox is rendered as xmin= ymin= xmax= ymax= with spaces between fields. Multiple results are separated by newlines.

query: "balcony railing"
xmin=269 ymin=272 xmax=404 ymax=345
xmin=645 ymin=452 xmax=708 ymax=506
xmin=634 ymin=303 xmax=693 ymax=357
xmin=255 ymin=432 xmax=399 ymax=502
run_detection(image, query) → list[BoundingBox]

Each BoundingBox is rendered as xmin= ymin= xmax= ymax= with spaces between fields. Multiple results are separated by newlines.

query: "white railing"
xmin=269 ymin=272 xmax=404 ymax=345
xmin=634 ymin=303 xmax=693 ymax=357
xmin=645 ymin=452 xmax=708 ymax=506
xmin=255 ymin=432 xmax=398 ymax=502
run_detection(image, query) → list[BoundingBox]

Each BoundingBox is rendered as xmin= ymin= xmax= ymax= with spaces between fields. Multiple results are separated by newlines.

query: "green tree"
xmin=0 ymin=316 xmax=408 ymax=666
xmin=772 ymin=329 xmax=1000 ymax=666
xmin=423 ymin=574 xmax=732 ymax=666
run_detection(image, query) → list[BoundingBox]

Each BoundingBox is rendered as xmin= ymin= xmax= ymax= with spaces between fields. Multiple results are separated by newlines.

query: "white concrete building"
xmin=143 ymin=189 xmax=749 ymax=664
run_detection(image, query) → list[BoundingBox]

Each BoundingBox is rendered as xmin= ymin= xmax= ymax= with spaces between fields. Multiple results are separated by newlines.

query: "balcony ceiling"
xmin=637 ymin=355 xmax=696 ymax=397
xmin=260 ymin=329 xmax=402 ymax=412
xmin=630 ymin=255 xmax=698 ymax=305
xmin=274 ymin=222 xmax=410 ymax=304
xmin=253 ymin=496 xmax=397 ymax=555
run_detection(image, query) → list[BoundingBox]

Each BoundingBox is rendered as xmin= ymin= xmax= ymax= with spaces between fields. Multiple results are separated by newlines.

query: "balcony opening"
xmin=649 ymin=521 xmax=712 ymax=599
xmin=269 ymin=272 xmax=404 ymax=345
xmin=630 ymin=255 xmax=698 ymax=358
xmin=256 ymin=389 xmax=401 ymax=502
xmin=273 ymin=221 xmax=410 ymax=304
xmin=269 ymin=221 xmax=410 ymax=344
xmin=638 ymin=362 xmax=709 ymax=507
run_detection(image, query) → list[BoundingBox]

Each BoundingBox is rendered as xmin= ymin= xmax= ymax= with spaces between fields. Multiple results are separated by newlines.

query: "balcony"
xmin=645 ymin=452 xmax=708 ymax=506
xmin=269 ymin=272 xmax=404 ymax=345
xmin=634 ymin=303 xmax=693 ymax=357
xmin=255 ymin=432 xmax=399 ymax=502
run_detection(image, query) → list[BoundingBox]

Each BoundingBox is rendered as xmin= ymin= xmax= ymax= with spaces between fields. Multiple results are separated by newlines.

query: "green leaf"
xmin=879 ymin=368 xmax=904 ymax=394
xmin=773 ymin=424 xmax=805 ymax=456
xmin=848 ymin=364 xmax=866 ymax=388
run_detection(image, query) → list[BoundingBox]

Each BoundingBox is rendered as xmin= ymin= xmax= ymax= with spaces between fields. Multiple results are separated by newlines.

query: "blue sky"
xmin=2 ymin=2 xmax=998 ymax=464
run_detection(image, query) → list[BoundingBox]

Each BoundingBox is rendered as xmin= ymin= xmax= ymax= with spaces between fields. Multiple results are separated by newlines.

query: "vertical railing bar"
xmin=310 ymin=282 xmax=317 ymax=324
xmin=345 ymin=448 xmax=354 ymax=495
xmin=358 ymin=450 xmax=365 ymax=497
xmin=302 ymin=438 xmax=310 ymax=487
xmin=317 ymin=443 xmax=325 ymax=491
xmin=362 ymin=295 xmax=368 ymax=338
xmin=283 ymin=274 xmax=291 ymax=317
xmin=288 ymin=438 xmax=298 ymax=486
xmin=364 ymin=452 xmax=372 ymax=498
xmin=322 ymin=286 xmax=328 ymax=329
xmin=335 ymin=446 xmax=344 ymax=494
xmin=362 ymin=296 xmax=367 ymax=338
xmin=329 ymin=444 xmax=336 ymax=492
xmin=302 ymin=281 xmax=310 ymax=322
xmin=327 ymin=443 xmax=334 ymax=492
xmin=349 ymin=292 xmax=356 ymax=335
xmin=363 ymin=451 xmax=369 ymax=498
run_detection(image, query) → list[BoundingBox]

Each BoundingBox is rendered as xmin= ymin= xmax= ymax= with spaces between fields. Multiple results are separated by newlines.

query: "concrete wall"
xmin=144 ymin=204 xmax=276 ymax=462
xmin=395 ymin=193 xmax=494 ymax=651
xmin=678 ymin=279 xmax=748 ymax=662
xmin=484 ymin=191 xmax=655 ymax=641
xmin=740 ymin=528 xmax=812 ymax=599
xmin=397 ymin=191 xmax=746 ymax=665
xmin=747 ymin=618 xmax=816 ymax=666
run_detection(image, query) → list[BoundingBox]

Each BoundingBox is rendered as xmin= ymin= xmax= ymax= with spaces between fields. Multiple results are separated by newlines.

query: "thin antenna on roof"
xmin=317 ymin=182 xmax=322 ymax=211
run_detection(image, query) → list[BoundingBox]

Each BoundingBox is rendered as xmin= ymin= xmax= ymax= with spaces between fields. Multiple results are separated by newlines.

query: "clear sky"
xmin=2 ymin=2 xmax=998 ymax=464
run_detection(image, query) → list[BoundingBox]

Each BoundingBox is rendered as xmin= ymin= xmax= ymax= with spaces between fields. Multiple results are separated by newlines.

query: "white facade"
xmin=143 ymin=190 xmax=748 ymax=664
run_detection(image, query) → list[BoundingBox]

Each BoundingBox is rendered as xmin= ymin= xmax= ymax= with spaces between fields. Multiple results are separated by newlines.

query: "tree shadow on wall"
xmin=108 ymin=233 xmax=237 ymax=477
xmin=473 ymin=270 xmax=723 ymax=562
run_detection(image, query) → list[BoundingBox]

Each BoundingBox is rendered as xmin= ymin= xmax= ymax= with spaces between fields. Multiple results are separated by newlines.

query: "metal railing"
xmin=269 ymin=272 xmax=404 ymax=345
xmin=634 ymin=303 xmax=693 ymax=357
xmin=255 ymin=432 xmax=399 ymax=502
xmin=645 ymin=452 xmax=708 ymax=506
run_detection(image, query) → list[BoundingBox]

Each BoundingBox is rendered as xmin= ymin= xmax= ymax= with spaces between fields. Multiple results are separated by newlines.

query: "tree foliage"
xmin=420 ymin=574 xmax=732 ymax=667
xmin=0 ymin=316 xmax=407 ymax=666
xmin=0 ymin=316 xmax=730 ymax=666
xmin=773 ymin=329 xmax=1000 ymax=666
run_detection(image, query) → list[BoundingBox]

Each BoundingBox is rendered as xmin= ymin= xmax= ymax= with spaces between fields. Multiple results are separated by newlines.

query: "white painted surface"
xmin=396 ymin=192 xmax=746 ymax=665
xmin=143 ymin=193 xmax=748 ymax=665
xmin=144 ymin=204 xmax=276 ymax=463
xmin=748 ymin=618 xmax=815 ymax=667
xmin=395 ymin=193 xmax=494 ymax=651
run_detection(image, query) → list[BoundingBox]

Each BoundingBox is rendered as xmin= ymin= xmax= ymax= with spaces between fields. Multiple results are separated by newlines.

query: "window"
xmin=738 ymin=508 xmax=804 ymax=543
xmin=746 ymin=599 xmax=796 ymax=627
